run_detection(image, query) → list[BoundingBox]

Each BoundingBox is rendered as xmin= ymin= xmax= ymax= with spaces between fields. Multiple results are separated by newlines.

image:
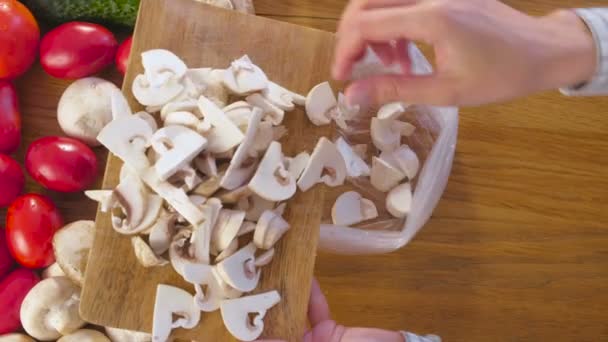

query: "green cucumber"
xmin=22 ymin=0 xmax=140 ymax=28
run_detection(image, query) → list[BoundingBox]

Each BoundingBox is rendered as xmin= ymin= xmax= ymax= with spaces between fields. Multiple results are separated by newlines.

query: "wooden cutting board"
xmin=80 ymin=0 xmax=337 ymax=340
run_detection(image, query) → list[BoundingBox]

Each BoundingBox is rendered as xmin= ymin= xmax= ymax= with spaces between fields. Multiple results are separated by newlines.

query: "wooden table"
xmin=8 ymin=0 xmax=608 ymax=341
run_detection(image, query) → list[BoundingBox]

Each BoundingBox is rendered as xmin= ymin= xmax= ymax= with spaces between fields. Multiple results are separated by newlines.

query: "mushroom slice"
xmin=220 ymin=291 xmax=281 ymax=342
xmin=42 ymin=262 xmax=66 ymax=279
xmin=149 ymin=213 xmax=178 ymax=255
xmin=217 ymin=185 xmax=252 ymax=204
xmin=297 ymin=137 xmax=347 ymax=192
xmin=57 ymin=329 xmax=110 ymax=342
xmin=380 ymin=145 xmax=420 ymax=180
xmin=223 ymin=101 xmax=253 ymax=130
xmin=151 ymin=125 xmax=207 ymax=181
xmin=110 ymin=86 xmax=133 ymax=120
xmin=113 ymin=191 xmax=164 ymax=235
xmin=169 ymin=229 xmax=195 ymax=277
xmin=187 ymin=68 xmax=229 ymax=108
xmin=351 ymin=144 xmax=368 ymax=159
xmin=284 ymin=151 xmax=310 ymax=180
xmin=194 ymin=153 xmax=218 ymax=177
xmin=168 ymin=165 xmax=202 ymax=192
xmin=223 ymin=55 xmax=269 ymax=95
xmin=152 ymin=284 xmax=201 ymax=342
xmin=212 ymin=209 xmax=246 ymax=254
xmin=248 ymin=141 xmax=296 ymax=202
xmin=84 ymin=190 xmax=116 ymax=212
xmin=254 ymin=248 xmax=275 ymax=267
xmin=371 ymin=116 xmax=415 ymax=152
xmin=237 ymin=194 xmax=275 ymax=221
xmin=104 ymin=327 xmax=151 ymax=342
xmin=331 ymin=191 xmax=378 ymax=226
xmin=246 ymin=93 xmax=285 ymax=125
xmin=132 ymin=236 xmax=169 ymax=268
xmin=237 ymin=221 xmax=256 ymax=237
xmin=190 ymin=198 xmax=222 ymax=265
xmin=377 ymin=102 xmax=408 ymax=120
xmin=112 ymin=174 xmax=148 ymax=230
xmin=386 ymin=182 xmax=412 ymax=218
xmin=215 ymin=243 xmax=260 ymax=292
xmin=97 ymin=115 xmax=154 ymax=171
xmin=141 ymin=49 xmax=187 ymax=87
xmin=134 ymin=111 xmax=159 ymax=131
xmin=132 ymin=74 xmax=183 ymax=107
xmin=335 ymin=137 xmax=370 ymax=178
xmin=0 ymin=334 xmax=35 ymax=342
xmin=249 ymin=121 xmax=280 ymax=157
xmin=370 ymin=156 xmax=406 ymax=192
xmin=191 ymin=174 xmax=222 ymax=197
xmin=253 ymin=210 xmax=290 ymax=250
xmin=160 ymin=99 xmax=199 ymax=120
xmin=261 ymin=81 xmax=296 ymax=111
xmin=53 ymin=220 xmax=95 ymax=286
xmin=305 ymin=81 xmax=336 ymax=126
xmin=198 ymin=96 xmax=245 ymax=153
xmin=20 ymin=277 xmax=85 ymax=341
xmin=163 ymin=111 xmax=200 ymax=129
xmin=215 ymin=238 xmax=239 ymax=263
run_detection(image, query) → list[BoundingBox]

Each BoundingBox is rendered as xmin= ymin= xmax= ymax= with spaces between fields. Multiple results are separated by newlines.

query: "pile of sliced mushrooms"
xmin=83 ymin=48 xmax=419 ymax=341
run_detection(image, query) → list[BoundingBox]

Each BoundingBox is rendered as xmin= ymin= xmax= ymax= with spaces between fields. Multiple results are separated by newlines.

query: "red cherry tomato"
xmin=0 ymin=232 xmax=14 ymax=279
xmin=0 ymin=81 xmax=21 ymax=154
xmin=0 ymin=154 xmax=24 ymax=207
xmin=0 ymin=0 xmax=40 ymax=80
xmin=116 ymin=36 xmax=133 ymax=75
xmin=6 ymin=194 xmax=63 ymax=268
xmin=40 ymin=22 xmax=118 ymax=79
xmin=25 ymin=136 xmax=98 ymax=192
xmin=0 ymin=268 xmax=39 ymax=334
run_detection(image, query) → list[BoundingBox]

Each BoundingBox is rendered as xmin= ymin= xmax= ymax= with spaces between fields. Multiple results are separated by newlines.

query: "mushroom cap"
xmin=335 ymin=137 xmax=370 ymax=178
xmin=215 ymin=243 xmax=260 ymax=292
xmin=305 ymin=82 xmax=336 ymax=126
xmin=197 ymin=96 xmax=245 ymax=153
xmin=297 ymin=137 xmax=347 ymax=192
xmin=53 ymin=220 xmax=95 ymax=286
xmin=386 ymin=182 xmax=412 ymax=218
xmin=104 ymin=327 xmax=151 ymax=342
xmin=0 ymin=334 xmax=36 ymax=342
xmin=152 ymin=284 xmax=200 ymax=342
xmin=20 ymin=277 xmax=85 ymax=341
xmin=220 ymin=291 xmax=281 ymax=342
xmin=331 ymin=191 xmax=378 ymax=226
xmin=248 ymin=141 xmax=297 ymax=202
xmin=141 ymin=49 xmax=187 ymax=87
xmin=57 ymin=329 xmax=111 ymax=342
xmin=57 ymin=77 xmax=118 ymax=146
xmin=370 ymin=156 xmax=406 ymax=192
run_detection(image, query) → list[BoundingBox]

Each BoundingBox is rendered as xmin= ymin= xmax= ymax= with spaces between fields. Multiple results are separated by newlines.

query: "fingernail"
xmin=345 ymin=82 xmax=372 ymax=111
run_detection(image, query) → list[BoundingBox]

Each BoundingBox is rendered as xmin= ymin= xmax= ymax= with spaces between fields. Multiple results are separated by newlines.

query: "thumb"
xmin=345 ymin=74 xmax=458 ymax=108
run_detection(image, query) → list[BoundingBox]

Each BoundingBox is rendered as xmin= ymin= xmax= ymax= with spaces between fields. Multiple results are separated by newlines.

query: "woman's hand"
xmin=333 ymin=0 xmax=596 ymax=107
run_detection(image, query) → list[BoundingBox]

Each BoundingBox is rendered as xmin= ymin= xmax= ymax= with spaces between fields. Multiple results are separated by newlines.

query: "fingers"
xmin=345 ymin=73 xmax=458 ymax=107
xmin=308 ymin=278 xmax=331 ymax=326
xmin=333 ymin=5 xmax=435 ymax=80
xmin=342 ymin=328 xmax=405 ymax=342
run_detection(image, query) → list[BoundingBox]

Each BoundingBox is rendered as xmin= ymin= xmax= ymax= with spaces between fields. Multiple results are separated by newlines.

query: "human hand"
xmin=333 ymin=0 xmax=597 ymax=107
xmin=257 ymin=278 xmax=438 ymax=342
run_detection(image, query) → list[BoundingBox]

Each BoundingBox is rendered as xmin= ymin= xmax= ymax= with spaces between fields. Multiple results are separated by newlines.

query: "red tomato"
xmin=40 ymin=22 xmax=118 ymax=79
xmin=0 ymin=154 xmax=24 ymax=207
xmin=0 ymin=0 xmax=40 ymax=80
xmin=25 ymin=136 xmax=98 ymax=192
xmin=0 ymin=232 xmax=14 ymax=279
xmin=6 ymin=194 xmax=63 ymax=268
xmin=116 ymin=36 xmax=133 ymax=75
xmin=0 ymin=81 xmax=21 ymax=154
xmin=0 ymin=268 xmax=39 ymax=334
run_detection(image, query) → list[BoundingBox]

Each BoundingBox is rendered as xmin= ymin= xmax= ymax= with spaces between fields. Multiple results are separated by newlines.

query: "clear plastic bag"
xmin=318 ymin=44 xmax=459 ymax=254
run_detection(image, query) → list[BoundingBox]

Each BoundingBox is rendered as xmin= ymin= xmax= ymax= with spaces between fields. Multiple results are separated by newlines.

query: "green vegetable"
xmin=22 ymin=0 xmax=139 ymax=28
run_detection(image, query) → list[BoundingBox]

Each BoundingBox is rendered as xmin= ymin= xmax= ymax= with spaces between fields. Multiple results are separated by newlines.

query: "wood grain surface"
xmin=5 ymin=0 xmax=608 ymax=341
xmin=78 ymin=1 xmax=337 ymax=340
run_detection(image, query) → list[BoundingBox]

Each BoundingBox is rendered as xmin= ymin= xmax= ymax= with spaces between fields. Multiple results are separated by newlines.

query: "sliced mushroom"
xmin=220 ymin=291 xmax=281 ymax=342
xmin=297 ymin=137 xmax=347 ymax=192
xmin=236 ymin=194 xmax=275 ymax=221
xmin=104 ymin=327 xmax=151 ymax=342
xmin=151 ymin=125 xmax=207 ymax=181
xmin=189 ymin=198 xmax=222 ymax=265
xmin=198 ymin=96 xmax=245 ymax=153
xmin=20 ymin=277 xmax=85 ymax=340
xmin=370 ymin=156 xmax=406 ymax=192
xmin=284 ymin=151 xmax=310 ymax=180
xmin=53 ymin=220 xmax=95 ymax=286
xmin=380 ymin=145 xmax=420 ymax=180
xmin=113 ymin=185 xmax=164 ymax=236
xmin=222 ymin=55 xmax=269 ymax=95
xmin=169 ymin=229 xmax=195 ymax=277
xmin=191 ymin=174 xmax=222 ymax=197
xmin=132 ymin=75 xmax=184 ymax=107
xmin=149 ymin=213 xmax=178 ymax=255
xmin=254 ymin=248 xmax=275 ymax=267
xmin=131 ymin=236 xmax=169 ymax=267
xmin=215 ymin=243 xmax=260 ymax=292
xmin=42 ymin=262 xmax=66 ymax=279
xmin=386 ymin=182 xmax=412 ymax=218
xmin=84 ymin=190 xmax=116 ymax=212
xmin=253 ymin=210 xmax=290 ymax=250
xmin=377 ymin=102 xmax=407 ymax=120
xmin=152 ymin=284 xmax=200 ymax=342
xmin=223 ymin=101 xmax=253 ymax=130
xmin=351 ymin=144 xmax=368 ymax=159
xmin=332 ymin=191 xmax=378 ymax=226
xmin=215 ymin=238 xmax=239 ymax=263
xmin=371 ymin=116 xmax=415 ymax=152
xmin=248 ymin=141 xmax=296 ymax=202
xmin=261 ymin=81 xmax=296 ymax=111
xmin=249 ymin=121 xmax=284 ymax=157
xmin=217 ymin=185 xmax=252 ymax=204
xmin=237 ymin=221 xmax=257 ymax=236
xmin=194 ymin=153 xmax=218 ymax=177
xmin=141 ymin=49 xmax=187 ymax=87
xmin=57 ymin=329 xmax=110 ymax=342
xmin=187 ymin=68 xmax=229 ymax=108
xmin=167 ymin=165 xmax=202 ymax=192
xmin=163 ymin=111 xmax=200 ymax=129
xmin=134 ymin=111 xmax=159 ymax=131
xmin=0 ymin=334 xmax=35 ymax=342
xmin=335 ymin=137 xmax=370 ymax=178
xmin=246 ymin=93 xmax=285 ymax=125
xmin=211 ymin=209 xmax=246 ymax=254
xmin=305 ymin=81 xmax=336 ymax=126
xmin=97 ymin=115 xmax=154 ymax=171
xmin=160 ymin=99 xmax=200 ymax=121
xmin=182 ymin=263 xmax=242 ymax=312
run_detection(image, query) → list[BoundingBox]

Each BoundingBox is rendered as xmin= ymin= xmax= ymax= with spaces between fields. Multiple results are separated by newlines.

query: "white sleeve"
xmin=560 ymin=8 xmax=608 ymax=96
